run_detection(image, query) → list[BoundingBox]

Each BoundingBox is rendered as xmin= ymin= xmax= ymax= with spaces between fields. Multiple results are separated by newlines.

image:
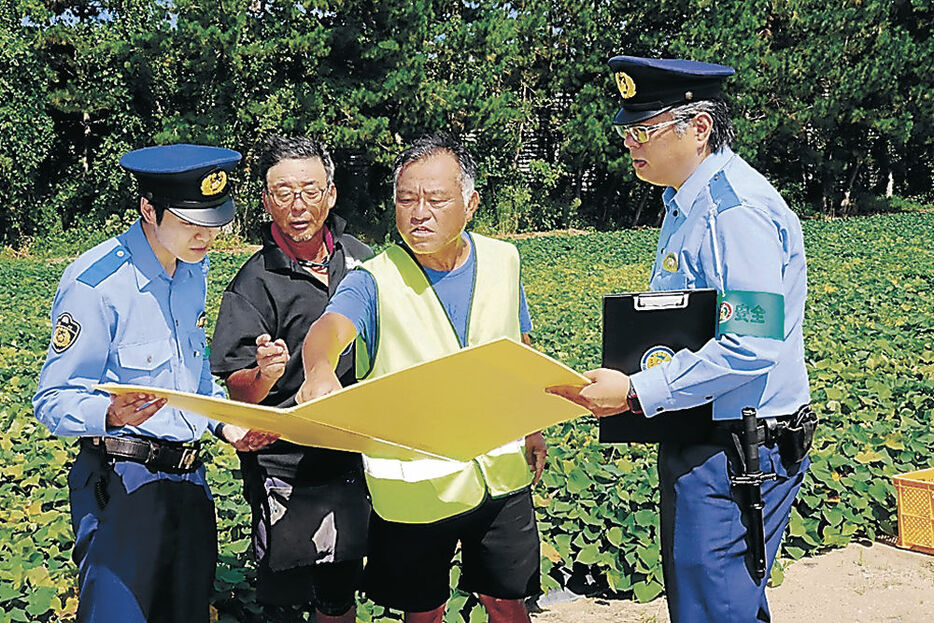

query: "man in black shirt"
xmin=210 ymin=136 xmax=372 ymax=623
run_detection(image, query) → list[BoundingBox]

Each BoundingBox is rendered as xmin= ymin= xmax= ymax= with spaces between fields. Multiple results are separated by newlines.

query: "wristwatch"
xmin=627 ymin=386 xmax=643 ymax=415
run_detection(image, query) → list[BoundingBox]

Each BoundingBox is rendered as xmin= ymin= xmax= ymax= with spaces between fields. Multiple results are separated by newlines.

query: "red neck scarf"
xmin=270 ymin=222 xmax=334 ymax=264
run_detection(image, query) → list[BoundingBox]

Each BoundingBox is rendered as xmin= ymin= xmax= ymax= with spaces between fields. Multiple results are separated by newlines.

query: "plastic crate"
xmin=894 ymin=468 xmax=934 ymax=555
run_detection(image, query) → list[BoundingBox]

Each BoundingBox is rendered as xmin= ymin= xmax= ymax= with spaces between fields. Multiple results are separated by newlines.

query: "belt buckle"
xmin=179 ymin=448 xmax=198 ymax=470
xmin=144 ymin=440 xmax=160 ymax=466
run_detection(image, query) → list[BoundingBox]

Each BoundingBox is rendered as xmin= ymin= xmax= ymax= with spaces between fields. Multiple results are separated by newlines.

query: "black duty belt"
xmin=81 ymin=436 xmax=203 ymax=473
xmin=709 ymin=404 xmax=814 ymax=448
xmin=709 ymin=417 xmax=788 ymax=447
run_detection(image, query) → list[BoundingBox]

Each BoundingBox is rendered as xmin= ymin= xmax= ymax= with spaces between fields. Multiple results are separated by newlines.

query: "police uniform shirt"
xmin=209 ymin=215 xmax=373 ymax=482
xmin=33 ymin=219 xmax=224 ymax=492
xmin=629 ymin=146 xmax=810 ymax=421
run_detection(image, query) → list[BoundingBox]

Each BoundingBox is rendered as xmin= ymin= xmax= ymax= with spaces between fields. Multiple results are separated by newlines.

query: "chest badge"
xmin=662 ymin=252 xmax=679 ymax=272
xmin=196 ymin=311 xmax=207 ymax=329
xmin=641 ymin=345 xmax=675 ymax=371
xmin=52 ymin=313 xmax=81 ymax=353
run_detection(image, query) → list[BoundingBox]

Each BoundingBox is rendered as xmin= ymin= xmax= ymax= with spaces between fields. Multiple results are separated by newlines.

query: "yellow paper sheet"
xmin=98 ymin=338 xmax=590 ymax=462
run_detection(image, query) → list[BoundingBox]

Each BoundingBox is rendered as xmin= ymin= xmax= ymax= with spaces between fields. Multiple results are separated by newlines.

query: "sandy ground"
xmin=532 ymin=543 xmax=934 ymax=623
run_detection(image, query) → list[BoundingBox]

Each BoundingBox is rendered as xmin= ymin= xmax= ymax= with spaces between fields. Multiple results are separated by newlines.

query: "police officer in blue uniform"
xmin=33 ymin=144 xmax=248 ymax=623
xmin=549 ymin=58 xmax=817 ymax=622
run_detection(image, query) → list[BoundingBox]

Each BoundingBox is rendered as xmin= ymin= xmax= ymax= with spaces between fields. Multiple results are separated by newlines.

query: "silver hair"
xmin=392 ymin=133 xmax=477 ymax=203
xmin=670 ymin=99 xmax=735 ymax=152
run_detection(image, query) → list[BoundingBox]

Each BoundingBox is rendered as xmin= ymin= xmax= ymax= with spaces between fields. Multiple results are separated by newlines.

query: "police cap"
xmin=608 ymin=56 xmax=735 ymax=126
xmin=120 ymin=144 xmax=242 ymax=227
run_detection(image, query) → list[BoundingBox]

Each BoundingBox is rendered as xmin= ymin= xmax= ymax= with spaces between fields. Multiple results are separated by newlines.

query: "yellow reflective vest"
xmin=355 ymin=233 xmax=533 ymax=523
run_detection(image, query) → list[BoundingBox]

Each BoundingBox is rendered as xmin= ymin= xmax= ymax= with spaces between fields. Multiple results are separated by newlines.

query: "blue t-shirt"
xmin=326 ymin=234 xmax=532 ymax=362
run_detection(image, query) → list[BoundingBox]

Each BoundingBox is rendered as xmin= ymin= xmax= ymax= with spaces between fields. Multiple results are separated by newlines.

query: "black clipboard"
xmin=598 ymin=289 xmax=717 ymax=444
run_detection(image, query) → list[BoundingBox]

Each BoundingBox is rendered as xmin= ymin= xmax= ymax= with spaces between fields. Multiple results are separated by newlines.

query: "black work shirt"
xmin=210 ymin=215 xmax=373 ymax=482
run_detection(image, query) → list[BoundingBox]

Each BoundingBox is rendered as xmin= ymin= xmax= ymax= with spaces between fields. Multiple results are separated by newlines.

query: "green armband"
xmin=717 ymin=290 xmax=784 ymax=340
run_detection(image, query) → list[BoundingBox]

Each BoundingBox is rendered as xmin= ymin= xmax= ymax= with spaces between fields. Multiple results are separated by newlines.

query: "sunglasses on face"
xmin=615 ymin=119 xmax=680 ymax=144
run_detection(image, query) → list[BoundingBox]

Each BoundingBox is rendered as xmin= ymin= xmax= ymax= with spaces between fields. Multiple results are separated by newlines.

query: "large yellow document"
xmin=98 ymin=338 xmax=590 ymax=462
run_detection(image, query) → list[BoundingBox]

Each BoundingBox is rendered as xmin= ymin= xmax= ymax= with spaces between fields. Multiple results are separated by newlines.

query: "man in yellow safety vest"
xmin=297 ymin=133 xmax=546 ymax=623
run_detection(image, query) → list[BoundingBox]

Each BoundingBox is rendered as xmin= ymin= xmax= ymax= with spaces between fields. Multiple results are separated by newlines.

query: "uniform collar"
xmin=122 ymin=218 xmax=198 ymax=289
xmin=663 ymin=146 xmax=735 ymax=216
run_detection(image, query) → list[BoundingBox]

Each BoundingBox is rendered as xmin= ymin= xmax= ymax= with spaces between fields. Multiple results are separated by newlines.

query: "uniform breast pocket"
xmin=656 ymin=270 xmax=688 ymax=290
xmin=117 ymin=339 xmax=173 ymax=385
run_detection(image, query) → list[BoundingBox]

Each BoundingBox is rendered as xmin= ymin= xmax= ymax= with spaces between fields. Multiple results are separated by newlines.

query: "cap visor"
xmin=614 ymin=106 xmax=669 ymax=126
xmin=168 ymin=198 xmax=235 ymax=227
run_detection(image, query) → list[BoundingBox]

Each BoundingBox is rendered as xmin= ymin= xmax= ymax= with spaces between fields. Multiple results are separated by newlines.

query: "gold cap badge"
xmin=615 ymin=72 xmax=637 ymax=99
xmin=200 ymin=170 xmax=227 ymax=197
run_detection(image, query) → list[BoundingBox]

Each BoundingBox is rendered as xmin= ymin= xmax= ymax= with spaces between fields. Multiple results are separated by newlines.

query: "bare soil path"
xmin=532 ymin=543 xmax=934 ymax=622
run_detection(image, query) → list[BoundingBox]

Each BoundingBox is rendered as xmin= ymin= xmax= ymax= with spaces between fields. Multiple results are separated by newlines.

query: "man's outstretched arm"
xmin=296 ymin=312 xmax=358 ymax=403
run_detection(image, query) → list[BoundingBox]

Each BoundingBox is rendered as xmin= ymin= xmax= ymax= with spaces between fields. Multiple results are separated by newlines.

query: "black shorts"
xmin=256 ymin=558 xmax=362 ymax=616
xmin=363 ymin=487 xmax=540 ymax=613
xmin=244 ymin=464 xmax=369 ymax=614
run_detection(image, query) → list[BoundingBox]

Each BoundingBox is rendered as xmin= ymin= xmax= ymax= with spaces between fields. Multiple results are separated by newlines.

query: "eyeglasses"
xmin=266 ymin=184 xmax=330 ymax=208
xmin=615 ymin=119 xmax=680 ymax=144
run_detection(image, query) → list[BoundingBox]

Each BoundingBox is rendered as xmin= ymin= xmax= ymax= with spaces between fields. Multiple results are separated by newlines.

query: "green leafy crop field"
xmin=1 ymin=212 xmax=932 ymax=622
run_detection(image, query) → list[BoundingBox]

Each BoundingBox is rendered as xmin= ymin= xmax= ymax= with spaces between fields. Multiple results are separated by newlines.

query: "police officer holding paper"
xmin=549 ymin=57 xmax=817 ymax=622
xmin=33 ymin=145 xmax=251 ymax=622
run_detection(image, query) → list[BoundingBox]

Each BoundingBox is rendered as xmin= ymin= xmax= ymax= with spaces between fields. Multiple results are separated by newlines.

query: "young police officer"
xmin=550 ymin=58 xmax=816 ymax=622
xmin=33 ymin=144 xmax=245 ymax=623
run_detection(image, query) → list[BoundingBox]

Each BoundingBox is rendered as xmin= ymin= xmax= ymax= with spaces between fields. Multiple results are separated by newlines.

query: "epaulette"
xmin=77 ymin=245 xmax=131 ymax=287
xmin=708 ymin=171 xmax=742 ymax=213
